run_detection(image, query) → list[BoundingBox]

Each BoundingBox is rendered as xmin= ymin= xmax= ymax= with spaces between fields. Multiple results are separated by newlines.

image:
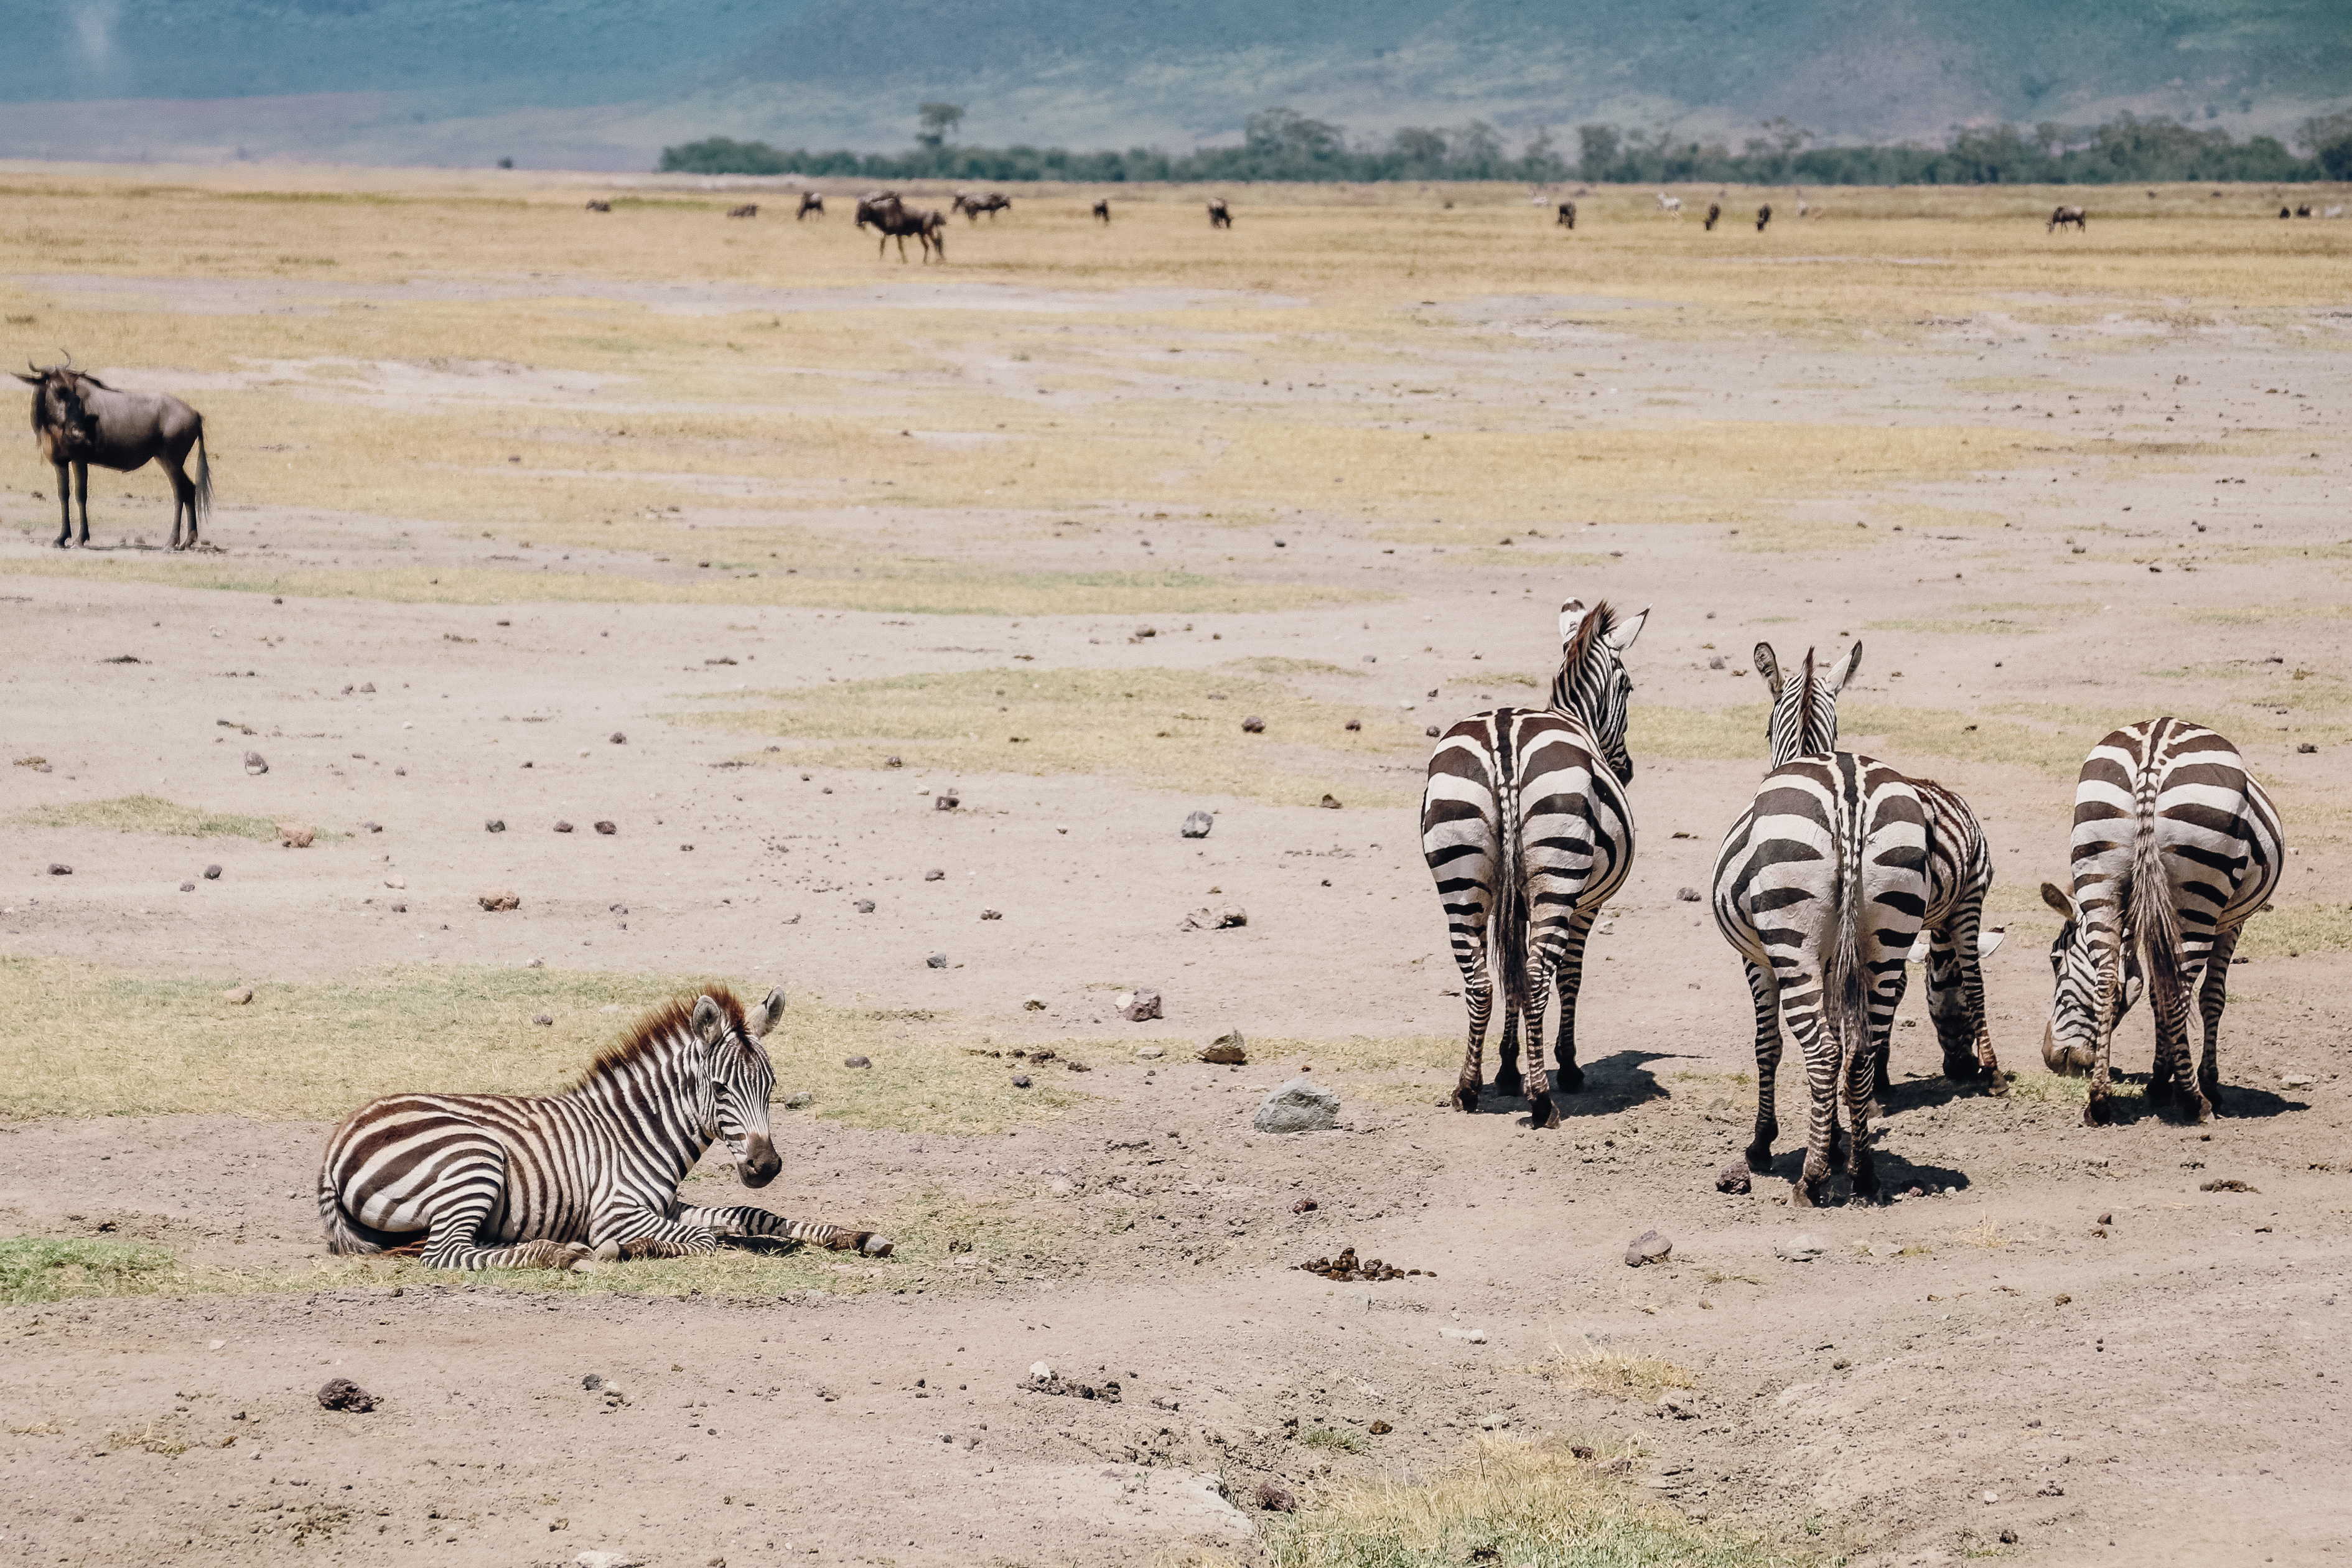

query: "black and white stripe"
xmin=318 ymin=986 xmax=890 ymax=1269
xmin=2039 ymin=719 xmax=2282 ymax=1125
xmin=1421 ymin=598 xmax=1647 ymax=1127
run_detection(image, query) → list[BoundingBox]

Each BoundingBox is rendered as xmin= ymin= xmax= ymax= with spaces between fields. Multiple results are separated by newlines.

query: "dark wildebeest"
xmin=16 ymin=358 xmax=211 ymax=549
xmin=1556 ymin=200 xmax=1575 ymax=229
xmin=1207 ymin=197 xmax=1232 ymax=228
xmin=857 ymin=193 xmax=945 ymax=263
xmin=2295 ymin=203 xmax=2313 ymax=218
xmin=1092 ymin=198 xmax=1111 ymax=223
xmin=796 ymin=192 xmax=824 ymax=220
xmin=2047 ymin=205 xmax=2088 ymax=233
xmin=1756 ymin=203 xmax=1773 ymax=231
xmin=954 ymin=191 xmax=1010 ymax=222
xmin=726 ymin=203 xmax=758 ymax=219
xmin=584 ymin=199 xmax=612 ymax=213
xmin=1704 ymin=202 xmax=1721 ymax=231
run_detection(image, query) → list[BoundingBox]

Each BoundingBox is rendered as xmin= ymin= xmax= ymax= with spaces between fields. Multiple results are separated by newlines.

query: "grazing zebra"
xmin=1715 ymin=643 xmax=1951 ymax=1204
xmin=2039 ymin=719 xmax=2281 ymax=1126
xmin=318 ymin=986 xmax=891 ymax=1269
xmin=1422 ymin=599 xmax=1648 ymax=1127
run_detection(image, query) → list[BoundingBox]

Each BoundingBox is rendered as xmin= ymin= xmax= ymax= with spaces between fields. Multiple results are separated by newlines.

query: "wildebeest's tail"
xmin=2126 ymin=767 xmax=2181 ymax=1034
xmin=1819 ymin=768 xmax=1872 ymax=1088
xmin=194 ymin=419 xmax=212 ymax=526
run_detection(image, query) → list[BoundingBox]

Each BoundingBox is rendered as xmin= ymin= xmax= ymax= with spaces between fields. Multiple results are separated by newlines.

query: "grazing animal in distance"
xmin=2280 ymin=205 xmax=2293 ymax=219
xmin=2295 ymin=203 xmax=2313 ymax=218
xmin=318 ymin=985 xmax=894 ymax=1269
xmin=1713 ymin=642 xmax=1934 ymax=1205
xmin=2040 ymin=720 xmax=2280 ymax=1127
xmin=1656 ymin=192 xmax=1682 ymax=217
xmin=1704 ymin=202 xmax=1721 ymax=230
xmin=1756 ymin=203 xmax=1773 ymax=231
xmin=796 ymin=192 xmax=824 ymax=220
xmin=1556 ymin=200 xmax=1576 ymax=228
xmin=726 ymin=203 xmax=758 ymax=218
xmin=16 ymin=358 xmax=210 ymax=549
xmin=1422 ymin=599 xmax=1649 ymax=1128
xmin=857 ymin=192 xmax=945 ymax=262
xmin=1207 ymin=197 xmax=1232 ymax=228
xmin=2048 ymin=205 xmax=2088 ymax=233
xmin=1093 ymin=198 xmax=1111 ymax=223
xmin=954 ymin=190 xmax=1010 ymax=222
xmin=584 ymin=199 xmax=611 ymax=212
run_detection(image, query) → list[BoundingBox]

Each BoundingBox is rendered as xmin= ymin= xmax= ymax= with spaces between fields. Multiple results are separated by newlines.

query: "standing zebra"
xmin=2040 ymin=719 xmax=2280 ymax=1126
xmin=1422 ymin=599 xmax=1648 ymax=1127
xmin=1717 ymin=642 xmax=1993 ymax=1203
xmin=318 ymin=985 xmax=891 ymax=1269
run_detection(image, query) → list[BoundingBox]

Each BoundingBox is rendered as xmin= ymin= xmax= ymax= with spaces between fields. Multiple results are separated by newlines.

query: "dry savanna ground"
xmin=1 ymin=165 xmax=2350 ymax=1568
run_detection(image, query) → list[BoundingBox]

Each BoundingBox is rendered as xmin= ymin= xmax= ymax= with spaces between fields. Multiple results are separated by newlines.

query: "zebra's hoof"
xmin=1451 ymin=1086 xmax=1479 ymax=1113
xmin=1528 ymin=1096 xmax=1561 ymax=1130
xmin=862 ymin=1234 xmax=894 ymax=1258
xmin=1744 ymin=1146 xmax=1773 ymax=1174
xmin=2081 ymin=1094 xmax=2112 ymax=1127
xmin=1554 ymin=1070 xmax=1584 ymax=1096
xmin=592 ymin=1241 xmax=621 ymax=1262
xmin=569 ymin=1258 xmax=599 ymax=1274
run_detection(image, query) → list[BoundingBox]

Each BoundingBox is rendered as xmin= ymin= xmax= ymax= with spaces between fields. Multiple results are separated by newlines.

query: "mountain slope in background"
xmin=0 ymin=0 xmax=2341 ymax=170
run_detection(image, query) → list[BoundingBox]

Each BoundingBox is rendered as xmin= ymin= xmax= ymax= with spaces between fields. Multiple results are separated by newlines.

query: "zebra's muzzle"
xmin=737 ymin=1134 xmax=782 ymax=1188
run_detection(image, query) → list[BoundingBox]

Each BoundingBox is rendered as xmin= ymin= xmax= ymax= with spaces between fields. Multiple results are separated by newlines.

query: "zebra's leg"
xmin=1519 ymin=940 xmax=1564 ymax=1132
xmin=1491 ymin=997 xmax=1523 ymax=1103
xmin=2084 ymin=959 xmax=2122 ymax=1127
xmin=1788 ymin=993 xmax=1839 ymax=1208
xmin=1874 ymin=958 xmax=1911 ymax=1103
xmin=1548 ymin=907 xmax=1600 ymax=1098
xmin=2155 ymin=948 xmax=2209 ymax=1125
xmin=1924 ymin=926 xmax=1979 ymax=1083
xmin=412 ymin=1153 xmax=590 ymax=1271
xmin=587 ymin=1202 xmax=722 ymax=1262
xmin=2196 ymin=926 xmax=2240 ymax=1111
xmin=1741 ymin=958 xmax=1783 ymax=1173
xmin=682 ymin=1204 xmax=895 ymax=1258
xmin=1444 ymin=885 xmax=1497 ymax=1113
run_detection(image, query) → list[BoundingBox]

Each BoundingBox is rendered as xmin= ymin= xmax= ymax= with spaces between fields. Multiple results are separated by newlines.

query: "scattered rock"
xmin=843 ymin=1055 xmax=872 ymax=1070
xmin=1320 ymin=793 xmax=1343 ymax=810
xmin=1254 ymin=1078 xmax=1340 ymax=1134
xmin=1675 ymin=885 xmax=1701 ymax=902
xmin=316 ymin=1377 xmax=377 ymax=1412
xmin=885 ymin=755 xmax=903 ymax=768
xmin=2298 ymin=742 xmax=2318 ymax=754
xmin=1118 ymin=987 xmax=1163 ymax=1021
xmin=1345 ymin=718 xmax=1363 ymax=732
xmin=1624 ymin=1229 xmax=1673 ymax=1267
xmin=1021 ymin=1365 xmax=1121 ymax=1402
xmin=2200 ymin=1178 xmax=2257 ymax=1193
xmin=203 ymin=864 xmax=222 ymax=880
xmin=609 ymin=732 xmax=626 ymax=745
xmin=1425 ymin=724 xmax=1442 ymax=737
xmin=1368 ymin=1419 xmax=1392 ymax=1434
xmin=243 ymin=750 xmax=268 ymax=775
xmin=554 ymin=821 xmax=574 ymax=833
xmin=1658 ymin=1391 xmax=1699 ymax=1419
xmin=853 ymin=898 xmax=876 ymax=913
xmin=1439 ymin=1326 xmax=1487 ymax=1343
xmin=46 ymin=863 xmax=70 ymax=876
xmin=1254 ymin=1482 xmax=1297 ymax=1513
xmin=478 ymin=890 xmax=521 ymax=912
xmin=1292 ymin=1197 xmax=1318 ymax=1213
xmin=1023 ymin=995 xmax=1047 ymax=1010
xmin=924 ymin=868 xmax=945 ymax=881
xmin=1180 ymin=903 xmax=1248 ymax=931
xmin=935 ymin=793 xmax=959 ymax=810
xmin=1011 ymin=1074 xmax=1032 ymax=1088
xmin=581 ymin=1373 xmax=604 ymax=1390
xmin=2096 ymin=1211 xmax=2113 ymax=1225
xmin=390 ymin=903 xmax=406 ymax=913
xmin=222 ymin=986 xmax=254 ymax=1005
xmin=980 ymin=908 xmax=1002 ymax=920
xmin=362 ymin=821 xmax=381 ymax=834
xmin=1999 ymin=1529 xmax=2020 ymax=1546
xmin=782 ymin=1091 xmax=813 ymax=1109
xmin=1570 ymin=1444 xmax=1596 ymax=1461
xmin=533 ymin=1013 xmax=554 ymax=1026
xmin=1180 ymin=810 xmax=1215 ymax=839
xmin=594 ymin=821 xmax=616 ymax=835
xmin=2283 ymin=1073 xmax=2315 ymax=1088
xmin=1297 ymin=1246 xmax=1421 ymax=1281
xmin=926 ymin=952 xmax=950 ymax=969
xmin=1135 ymin=1045 xmax=1165 ymax=1060
xmin=1200 ymin=1030 xmax=1247 ymax=1064
xmin=1241 ymin=716 xmax=1266 ymax=733
xmin=277 ymin=821 xmax=314 ymax=849
xmin=485 ymin=819 xmax=506 ymax=833
xmin=1715 ymin=1162 xmax=1753 ymax=1195
xmin=1709 ymin=655 xmax=1727 ymax=670
xmin=1775 ymin=1233 xmax=1825 ymax=1262
xmin=577 ymin=1553 xmax=645 ymax=1568
xmin=180 ymin=881 xmax=195 ymax=892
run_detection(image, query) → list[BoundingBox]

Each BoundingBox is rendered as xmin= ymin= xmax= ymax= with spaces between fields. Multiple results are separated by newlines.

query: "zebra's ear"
xmin=690 ymin=995 xmax=727 ymax=1044
xmin=1978 ymin=928 xmax=2007 ymax=959
xmin=745 ymin=986 xmax=785 ymax=1039
xmin=1557 ymin=599 xmax=1589 ymax=645
xmin=1829 ymin=641 xmax=1864 ymax=694
xmin=1753 ymin=643 xmax=1783 ymax=699
xmin=1601 ymin=606 xmax=1648 ymax=652
xmin=2039 ymin=881 xmax=2076 ymax=919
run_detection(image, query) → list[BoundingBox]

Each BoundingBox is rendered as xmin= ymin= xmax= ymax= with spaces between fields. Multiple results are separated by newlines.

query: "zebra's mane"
xmin=1552 ymin=598 xmax=1623 ymax=711
xmin=573 ymin=985 xmax=747 ymax=1086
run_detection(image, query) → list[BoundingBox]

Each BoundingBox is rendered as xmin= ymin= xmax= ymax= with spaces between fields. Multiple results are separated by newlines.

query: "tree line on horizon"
xmin=660 ymin=106 xmax=2352 ymax=185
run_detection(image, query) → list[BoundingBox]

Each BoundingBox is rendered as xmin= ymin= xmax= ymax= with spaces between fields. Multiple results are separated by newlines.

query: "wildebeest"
xmin=1207 ymin=197 xmax=1232 ymax=228
xmin=2047 ymin=205 xmax=2088 ymax=233
xmin=2294 ymin=203 xmax=2313 ymax=218
xmin=953 ymin=190 xmax=1010 ymax=222
xmin=1756 ymin=203 xmax=1773 ymax=231
xmin=726 ymin=203 xmax=758 ymax=219
xmin=584 ymin=199 xmax=611 ymax=213
xmin=16 ymin=358 xmax=212 ymax=549
xmin=2279 ymin=205 xmax=2292 ymax=219
xmin=1092 ymin=198 xmax=1111 ymax=223
xmin=1704 ymin=202 xmax=1721 ymax=230
xmin=856 ymin=192 xmax=945 ymax=263
xmin=1656 ymin=192 xmax=1682 ymax=217
xmin=796 ymin=192 xmax=824 ymax=220
xmin=1556 ymin=200 xmax=1575 ymax=229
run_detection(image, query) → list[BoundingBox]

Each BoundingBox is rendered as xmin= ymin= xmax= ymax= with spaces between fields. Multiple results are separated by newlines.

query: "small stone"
xmin=243 ymin=750 xmax=268 ymax=775
xmin=924 ymin=868 xmax=945 ymax=881
xmin=554 ymin=821 xmax=574 ymax=833
xmin=277 ymin=821 xmax=314 ymax=848
xmin=533 ymin=1013 xmax=554 ymax=1026
xmin=1439 ymin=1326 xmax=1487 ymax=1343
xmin=478 ymin=889 xmax=520 ymax=911
xmin=1425 ymin=724 xmax=1441 ymax=737
xmin=782 ymin=1091 xmax=813 ymax=1108
xmin=1180 ymin=810 xmax=1214 ymax=839
xmin=1368 ymin=1419 xmax=1392 ymax=1434
xmin=1709 ymin=655 xmax=1727 ymax=670
xmin=390 ymin=903 xmax=406 ymax=913
xmin=885 ymin=754 xmax=903 ymax=768
xmin=47 ymin=862 xmax=71 ymax=875
xmin=1136 ymin=1046 xmax=1165 ymax=1060
xmin=1775 ymin=1233 xmax=1824 ymax=1262
xmin=1011 ymin=1074 xmax=1032 ymax=1088
xmin=1999 ymin=1529 xmax=2020 ymax=1545
xmin=1292 ymin=1197 xmax=1318 ymax=1213
xmin=360 ymin=682 xmax=375 ymax=693
xmin=1119 ymin=987 xmax=1163 ymax=1022
xmin=679 ymin=843 xmax=694 ymax=852
xmin=179 ymin=881 xmax=195 ymax=892
xmin=362 ymin=821 xmax=382 ymax=834
xmin=203 ymin=864 xmax=222 ymax=879
xmin=1675 ymin=885 xmax=1701 ymax=902
xmin=853 ymin=898 xmax=876 ymax=913
xmin=1255 ymin=1482 xmax=1297 ymax=1513
xmin=2283 ymin=1073 xmax=2315 ymax=1088
xmin=594 ymin=820 xmax=616 ymax=835
xmin=1624 ymin=1228 xmax=1673 ymax=1267
xmin=222 ymin=986 xmax=254 ymax=1005
xmin=1200 ymin=1030 xmax=1247 ymax=1065
xmin=1024 ymin=995 xmax=1047 ymax=1010
xmin=577 ymin=1553 xmax=646 ymax=1568
xmin=926 ymin=951 xmax=949 ymax=969
xmin=485 ymin=818 xmax=506 ymax=833
xmin=1658 ymin=1391 xmax=1697 ymax=1419
xmin=1716 ymin=1161 xmax=1753 ymax=1195
xmin=1254 ymin=1077 xmax=1340 ymax=1134
xmin=934 ymin=793 xmax=959 ymax=810
xmin=843 ymin=1055 xmax=871 ymax=1069
xmin=1320 ymin=793 xmax=1343 ymax=810
xmin=1345 ymin=719 xmax=1362 ymax=731
xmin=1981 ymin=1490 xmax=1999 ymax=1505
xmin=609 ymin=732 xmax=626 ymax=745
xmin=2097 ymin=1211 xmax=2113 ymax=1225
xmin=316 ymin=1377 xmax=376 ymax=1412
xmin=1241 ymin=716 xmax=1265 ymax=733
xmin=980 ymin=908 xmax=1002 ymax=920
xmin=2298 ymin=742 xmax=2318 ymax=754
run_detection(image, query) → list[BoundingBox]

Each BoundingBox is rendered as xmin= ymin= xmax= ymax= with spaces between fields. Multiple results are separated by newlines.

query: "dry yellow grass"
xmin=9 ymin=793 xmax=284 ymax=840
xmin=1521 ymin=1346 xmax=1699 ymax=1400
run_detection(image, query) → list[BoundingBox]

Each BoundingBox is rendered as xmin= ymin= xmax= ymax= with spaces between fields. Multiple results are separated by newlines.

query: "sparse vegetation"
xmin=11 ymin=795 xmax=282 ymax=840
xmin=1521 ymin=1346 xmax=1697 ymax=1400
xmin=0 ymin=1237 xmax=190 ymax=1305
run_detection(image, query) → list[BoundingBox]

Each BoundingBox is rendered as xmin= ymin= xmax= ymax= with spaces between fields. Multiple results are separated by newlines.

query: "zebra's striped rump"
xmin=2041 ymin=719 xmax=2282 ymax=1126
xmin=319 ymin=984 xmax=891 ymax=1271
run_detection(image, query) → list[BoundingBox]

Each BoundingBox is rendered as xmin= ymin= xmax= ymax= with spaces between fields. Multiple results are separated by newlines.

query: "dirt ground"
xmin=2 ymin=170 xmax=2350 ymax=1567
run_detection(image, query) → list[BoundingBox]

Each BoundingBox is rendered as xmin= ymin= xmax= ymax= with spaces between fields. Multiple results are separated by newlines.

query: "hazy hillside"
xmin=0 ymin=0 xmax=2341 ymax=169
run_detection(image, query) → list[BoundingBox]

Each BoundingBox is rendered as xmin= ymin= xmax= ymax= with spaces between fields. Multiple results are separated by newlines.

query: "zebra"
xmin=317 ymin=985 xmax=892 ymax=1269
xmin=2039 ymin=719 xmax=2281 ymax=1126
xmin=1421 ymin=598 xmax=1648 ymax=1127
xmin=1717 ymin=642 xmax=1995 ymax=1204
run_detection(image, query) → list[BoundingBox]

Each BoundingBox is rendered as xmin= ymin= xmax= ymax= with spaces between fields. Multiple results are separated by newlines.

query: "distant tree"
xmin=1391 ymin=126 xmax=1448 ymax=170
xmin=1245 ymin=107 xmax=1345 ymax=167
xmin=1575 ymin=123 xmax=1619 ymax=181
xmin=1520 ymin=124 xmax=1568 ymax=181
xmin=917 ymin=103 xmax=964 ymax=149
xmin=2298 ymin=108 xmax=2352 ymax=179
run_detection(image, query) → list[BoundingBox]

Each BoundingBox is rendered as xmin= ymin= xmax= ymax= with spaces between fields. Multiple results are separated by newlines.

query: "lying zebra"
xmin=318 ymin=984 xmax=890 ymax=1269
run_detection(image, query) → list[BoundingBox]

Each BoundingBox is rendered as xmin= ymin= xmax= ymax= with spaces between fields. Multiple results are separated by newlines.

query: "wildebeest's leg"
xmin=2196 ymin=925 xmax=2238 ymax=1110
xmin=1741 ymin=956 xmax=1783 ymax=1172
xmin=52 ymin=461 xmax=71 ymax=547
xmin=73 ymin=460 xmax=90 ymax=546
xmin=158 ymin=447 xmax=194 ymax=550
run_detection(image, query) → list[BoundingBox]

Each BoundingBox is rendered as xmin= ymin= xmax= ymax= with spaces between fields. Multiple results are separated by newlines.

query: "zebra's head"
xmin=1753 ymin=641 xmax=1862 ymax=766
xmin=1551 ymin=598 xmax=1648 ymax=782
xmin=693 ymin=986 xmax=784 ymax=1188
xmin=2038 ymin=882 xmax=2142 ymax=1075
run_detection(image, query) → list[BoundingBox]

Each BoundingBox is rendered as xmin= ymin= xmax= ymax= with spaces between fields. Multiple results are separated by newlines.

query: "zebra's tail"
xmin=317 ymin=1162 xmax=386 ymax=1256
xmin=1493 ymin=754 xmax=1531 ymax=1045
xmin=2126 ymin=768 xmax=2182 ymax=1039
xmin=1820 ymin=777 xmax=1872 ymax=1093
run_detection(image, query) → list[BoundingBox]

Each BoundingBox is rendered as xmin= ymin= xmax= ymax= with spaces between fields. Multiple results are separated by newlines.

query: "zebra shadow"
xmin=1755 ymin=1149 xmax=1974 ymax=1205
xmin=1483 ymin=1047 xmax=1676 ymax=1125
xmin=2074 ymin=1073 xmax=2303 ymax=1125
xmin=1879 ymin=1070 xmax=2006 ymax=1114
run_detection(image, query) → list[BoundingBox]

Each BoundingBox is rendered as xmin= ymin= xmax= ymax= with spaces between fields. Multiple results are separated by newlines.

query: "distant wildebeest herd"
xmin=1424 ymin=600 xmax=2281 ymax=1206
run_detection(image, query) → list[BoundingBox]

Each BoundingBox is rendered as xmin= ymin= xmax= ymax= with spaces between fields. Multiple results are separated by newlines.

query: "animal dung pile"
xmin=1020 ymin=1362 xmax=1122 ymax=1402
xmin=478 ymin=889 xmax=521 ymax=912
xmin=316 ymin=1378 xmax=378 ymax=1412
xmin=1296 ymin=1247 xmax=1425 ymax=1282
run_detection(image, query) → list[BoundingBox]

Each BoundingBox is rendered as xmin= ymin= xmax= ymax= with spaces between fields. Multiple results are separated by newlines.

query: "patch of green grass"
xmin=10 ymin=793 xmax=284 ymax=841
xmin=0 ymin=958 xmax=1083 ymax=1131
xmin=672 ymin=663 xmax=1428 ymax=806
xmin=1300 ymin=1426 xmax=1371 ymax=1455
xmin=0 ymin=1236 xmax=189 ymax=1305
xmin=1261 ymin=1435 xmax=1808 ymax=1568
xmin=2234 ymin=903 xmax=2352 ymax=961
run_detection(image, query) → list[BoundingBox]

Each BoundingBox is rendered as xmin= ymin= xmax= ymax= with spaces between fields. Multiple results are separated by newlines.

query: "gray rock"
xmin=1709 ymin=655 xmax=1727 ymax=670
xmin=1119 ymin=987 xmax=1163 ymax=1021
xmin=782 ymin=1091 xmax=813 ymax=1108
xmin=843 ymin=1055 xmax=872 ymax=1069
xmin=533 ymin=1013 xmax=554 ymax=1026
xmin=1200 ymin=1030 xmax=1247 ymax=1065
xmin=1011 ymin=1074 xmax=1032 ymax=1088
xmin=46 ymin=863 xmax=70 ymax=875
xmin=1241 ymin=716 xmax=1265 ymax=733
xmin=924 ymin=868 xmax=945 ymax=881
xmin=853 ymin=898 xmax=876 ymax=913
xmin=1715 ymin=1161 xmax=1753 ymax=1195
xmin=1425 ymin=724 xmax=1442 ymax=737
xmin=577 ymin=1553 xmax=646 ymax=1568
xmin=594 ymin=820 xmax=616 ymax=835
xmin=926 ymin=951 xmax=949 ymax=968
xmin=1624 ymin=1229 xmax=1672 ymax=1267
xmin=609 ymin=732 xmax=626 ymax=745
xmin=1676 ymin=886 xmax=1702 ymax=902
xmin=1181 ymin=810 xmax=1215 ymax=839
xmin=317 ymin=1377 xmax=376 ymax=1412
xmin=203 ymin=864 xmax=222 ymax=879
xmin=1254 ymin=1077 xmax=1340 ymax=1134
xmin=935 ymin=793 xmax=959 ymax=810
xmin=179 ymin=881 xmax=195 ymax=892
xmin=1658 ymin=1391 xmax=1699 ymax=1419
xmin=581 ymin=1373 xmax=604 ymax=1390
xmin=485 ymin=818 xmax=506 ymax=833
xmin=1180 ymin=903 xmax=1248 ymax=931
xmin=1775 ymin=1233 xmax=1825 ymax=1262
xmin=554 ymin=820 xmax=574 ymax=833
xmin=1023 ymin=995 xmax=1047 ymax=1010
xmin=243 ymin=750 xmax=268 ymax=775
